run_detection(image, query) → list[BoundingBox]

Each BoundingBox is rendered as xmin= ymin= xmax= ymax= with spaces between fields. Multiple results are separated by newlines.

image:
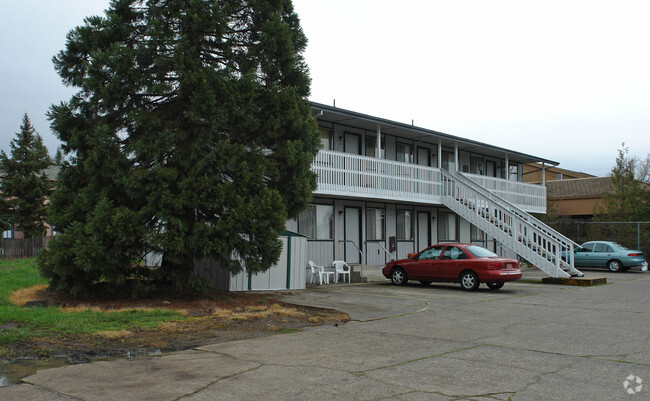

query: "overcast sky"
xmin=1 ymin=1 xmax=648 ymax=176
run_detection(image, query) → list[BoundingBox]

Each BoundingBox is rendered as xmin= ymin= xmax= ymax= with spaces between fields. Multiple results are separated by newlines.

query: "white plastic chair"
xmin=333 ymin=260 xmax=351 ymax=283
xmin=307 ymin=261 xmax=321 ymax=284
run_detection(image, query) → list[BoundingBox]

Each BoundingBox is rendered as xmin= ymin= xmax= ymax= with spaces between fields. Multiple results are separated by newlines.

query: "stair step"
xmin=440 ymin=168 xmax=582 ymax=279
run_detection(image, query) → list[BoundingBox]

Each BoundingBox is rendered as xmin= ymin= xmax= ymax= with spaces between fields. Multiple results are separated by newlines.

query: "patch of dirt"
xmin=4 ymin=285 xmax=349 ymax=363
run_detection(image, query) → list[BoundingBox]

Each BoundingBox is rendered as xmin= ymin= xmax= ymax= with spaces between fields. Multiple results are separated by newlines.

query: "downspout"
xmin=454 ymin=143 xmax=459 ymax=171
xmin=438 ymin=138 xmax=442 ymax=168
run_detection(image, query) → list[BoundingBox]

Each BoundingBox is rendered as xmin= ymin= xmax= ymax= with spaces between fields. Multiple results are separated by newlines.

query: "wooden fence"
xmin=0 ymin=236 xmax=51 ymax=258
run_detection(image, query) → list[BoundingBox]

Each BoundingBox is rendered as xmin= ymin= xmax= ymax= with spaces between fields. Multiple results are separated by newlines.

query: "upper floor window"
xmin=365 ymin=137 xmax=385 ymax=158
xmin=441 ymin=150 xmax=455 ymax=171
xmin=396 ymin=143 xmax=413 ymax=164
xmin=298 ymin=204 xmax=333 ymax=240
xmin=319 ymin=128 xmax=332 ymax=151
xmin=509 ymin=163 xmax=519 ymax=181
xmin=470 ymin=157 xmax=484 ymax=175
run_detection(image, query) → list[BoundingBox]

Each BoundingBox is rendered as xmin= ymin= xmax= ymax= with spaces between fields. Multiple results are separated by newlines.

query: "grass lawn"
xmin=0 ymin=258 xmax=183 ymax=354
xmin=0 ymin=258 xmax=349 ymax=367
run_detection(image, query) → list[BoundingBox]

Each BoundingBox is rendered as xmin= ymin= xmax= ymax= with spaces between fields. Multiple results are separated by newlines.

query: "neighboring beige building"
xmin=524 ymin=163 xmax=595 ymax=184
xmin=545 ymin=177 xmax=613 ymax=218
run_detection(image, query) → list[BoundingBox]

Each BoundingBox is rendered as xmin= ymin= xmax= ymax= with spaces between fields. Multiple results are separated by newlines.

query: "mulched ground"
xmin=3 ymin=286 xmax=350 ymax=363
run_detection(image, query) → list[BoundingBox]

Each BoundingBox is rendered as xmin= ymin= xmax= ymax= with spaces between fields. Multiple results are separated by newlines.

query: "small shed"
xmin=195 ymin=231 xmax=308 ymax=291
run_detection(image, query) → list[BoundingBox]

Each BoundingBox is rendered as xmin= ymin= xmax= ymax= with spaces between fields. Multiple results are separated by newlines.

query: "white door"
xmin=344 ymin=133 xmax=361 ymax=187
xmin=344 ymin=133 xmax=361 ymax=155
xmin=417 ymin=147 xmax=431 ymax=166
xmin=344 ymin=207 xmax=361 ymax=264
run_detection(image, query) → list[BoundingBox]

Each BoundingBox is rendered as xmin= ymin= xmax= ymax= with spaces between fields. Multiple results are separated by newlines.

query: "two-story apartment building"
xmin=285 ymin=102 xmax=582 ymax=280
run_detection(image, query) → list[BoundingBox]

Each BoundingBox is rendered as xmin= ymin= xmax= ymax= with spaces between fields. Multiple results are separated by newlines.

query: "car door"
xmin=592 ymin=242 xmax=614 ymax=267
xmin=438 ymin=245 xmax=467 ymax=281
xmin=411 ymin=245 xmax=444 ymax=280
xmin=574 ymin=242 xmax=595 ymax=267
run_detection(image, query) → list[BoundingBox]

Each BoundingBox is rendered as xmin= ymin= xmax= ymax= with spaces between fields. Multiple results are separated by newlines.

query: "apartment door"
xmin=344 ymin=133 xmax=361 ymax=187
xmin=417 ymin=212 xmax=431 ymax=252
xmin=344 ymin=133 xmax=361 ymax=155
xmin=486 ymin=160 xmax=497 ymax=177
xmin=344 ymin=207 xmax=361 ymax=264
xmin=416 ymin=147 xmax=431 ymax=166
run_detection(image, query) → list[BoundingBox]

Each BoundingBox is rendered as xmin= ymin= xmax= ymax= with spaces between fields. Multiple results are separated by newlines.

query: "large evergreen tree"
xmin=0 ymin=114 xmax=53 ymax=238
xmin=39 ymin=0 xmax=319 ymax=296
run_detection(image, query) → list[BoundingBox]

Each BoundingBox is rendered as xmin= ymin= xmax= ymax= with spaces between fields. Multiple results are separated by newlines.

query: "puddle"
xmin=1 ymin=358 xmax=70 ymax=386
xmin=0 ymin=349 xmax=164 ymax=386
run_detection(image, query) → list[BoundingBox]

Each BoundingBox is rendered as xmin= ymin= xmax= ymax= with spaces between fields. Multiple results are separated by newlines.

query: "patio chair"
xmin=333 ymin=260 xmax=351 ymax=283
xmin=307 ymin=261 xmax=321 ymax=284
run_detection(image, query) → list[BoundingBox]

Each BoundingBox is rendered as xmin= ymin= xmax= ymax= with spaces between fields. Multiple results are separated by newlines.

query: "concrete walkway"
xmin=2 ymin=269 xmax=649 ymax=400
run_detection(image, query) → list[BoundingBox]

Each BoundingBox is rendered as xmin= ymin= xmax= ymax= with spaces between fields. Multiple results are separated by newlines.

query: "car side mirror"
xmin=408 ymin=253 xmax=416 ymax=259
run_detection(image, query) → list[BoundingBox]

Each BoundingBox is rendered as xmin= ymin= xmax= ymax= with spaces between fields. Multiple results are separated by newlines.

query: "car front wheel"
xmin=607 ymin=259 xmax=622 ymax=272
xmin=391 ymin=268 xmax=407 ymax=286
xmin=460 ymin=271 xmax=480 ymax=291
xmin=486 ymin=282 xmax=504 ymax=290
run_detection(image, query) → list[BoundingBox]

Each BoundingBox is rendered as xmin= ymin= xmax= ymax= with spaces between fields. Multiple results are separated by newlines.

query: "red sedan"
xmin=382 ymin=243 xmax=522 ymax=291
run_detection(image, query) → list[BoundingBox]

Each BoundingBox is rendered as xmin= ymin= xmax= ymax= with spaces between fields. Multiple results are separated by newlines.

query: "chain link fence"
xmin=547 ymin=221 xmax=650 ymax=256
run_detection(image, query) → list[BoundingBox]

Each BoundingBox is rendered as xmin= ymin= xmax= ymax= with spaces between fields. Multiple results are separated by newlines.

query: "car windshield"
xmin=612 ymin=243 xmax=629 ymax=250
xmin=466 ymin=245 xmax=498 ymax=258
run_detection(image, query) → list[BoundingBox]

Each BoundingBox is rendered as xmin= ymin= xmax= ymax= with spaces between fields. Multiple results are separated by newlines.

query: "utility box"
xmin=389 ymin=236 xmax=396 ymax=253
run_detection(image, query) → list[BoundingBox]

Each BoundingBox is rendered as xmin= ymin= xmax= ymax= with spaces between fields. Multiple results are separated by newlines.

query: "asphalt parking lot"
xmin=2 ymin=269 xmax=649 ymax=400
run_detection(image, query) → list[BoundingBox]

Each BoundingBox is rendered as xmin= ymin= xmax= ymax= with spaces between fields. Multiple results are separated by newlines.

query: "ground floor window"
xmin=437 ymin=213 xmax=458 ymax=242
xmin=470 ymin=225 xmax=486 ymax=246
xmin=298 ymin=204 xmax=333 ymax=240
xmin=396 ymin=210 xmax=413 ymax=240
xmin=366 ymin=208 xmax=385 ymax=240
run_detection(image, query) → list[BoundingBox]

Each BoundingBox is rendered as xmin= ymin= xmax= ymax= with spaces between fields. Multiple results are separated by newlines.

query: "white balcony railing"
xmin=312 ymin=150 xmax=546 ymax=213
xmin=464 ymin=173 xmax=547 ymax=213
xmin=312 ymin=150 xmax=442 ymax=203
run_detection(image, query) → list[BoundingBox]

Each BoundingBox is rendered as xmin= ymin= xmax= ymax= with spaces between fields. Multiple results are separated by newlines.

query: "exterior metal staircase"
xmin=441 ymin=168 xmax=583 ymax=278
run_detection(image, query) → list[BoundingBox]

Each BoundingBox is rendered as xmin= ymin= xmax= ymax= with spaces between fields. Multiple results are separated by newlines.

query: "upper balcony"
xmin=312 ymin=150 xmax=547 ymax=214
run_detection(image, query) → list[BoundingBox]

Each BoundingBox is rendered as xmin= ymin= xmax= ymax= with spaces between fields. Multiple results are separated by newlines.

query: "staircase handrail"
xmin=366 ymin=240 xmax=393 ymax=261
xmin=339 ymin=240 xmax=364 ymax=281
xmin=442 ymin=168 xmax=578 ymax=248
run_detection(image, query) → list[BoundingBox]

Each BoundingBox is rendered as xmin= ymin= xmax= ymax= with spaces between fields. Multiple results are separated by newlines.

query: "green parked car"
xmin=568 ymin=241 xmax=647 ymax=272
